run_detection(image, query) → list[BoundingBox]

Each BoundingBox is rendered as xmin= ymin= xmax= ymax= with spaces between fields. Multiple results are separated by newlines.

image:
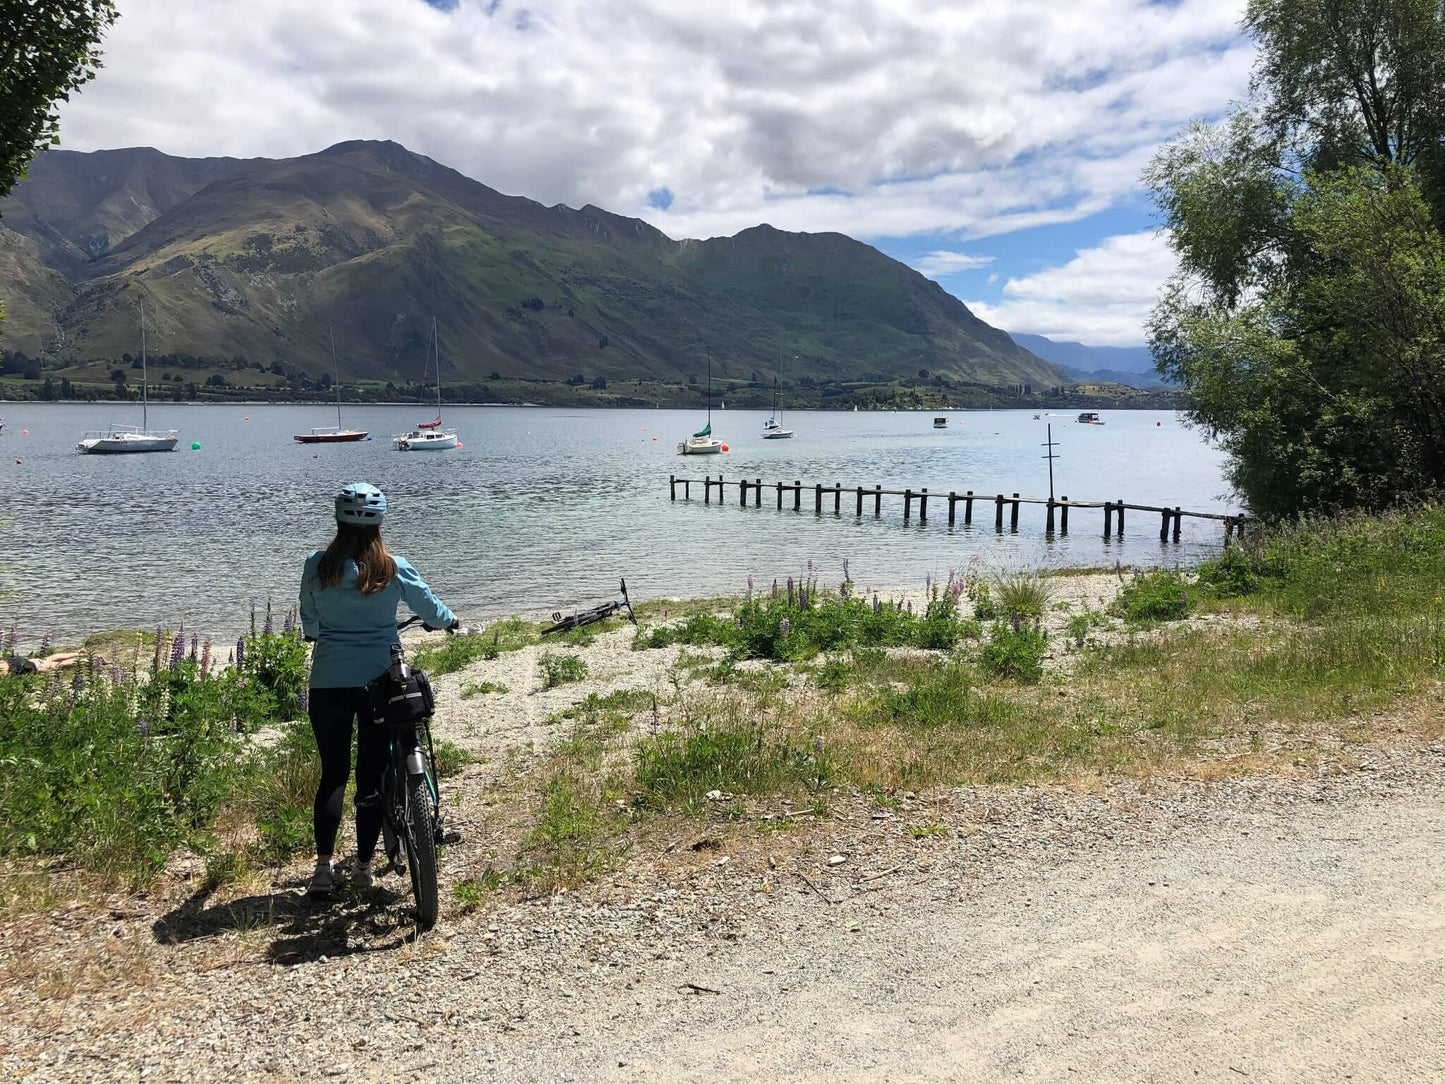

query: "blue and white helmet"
xmin=335 ymin=482 xmax=386 ymax=525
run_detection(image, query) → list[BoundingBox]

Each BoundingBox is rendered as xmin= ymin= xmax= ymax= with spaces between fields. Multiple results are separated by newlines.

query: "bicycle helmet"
xmin=335 ymin=482 xmax=387 ymax=525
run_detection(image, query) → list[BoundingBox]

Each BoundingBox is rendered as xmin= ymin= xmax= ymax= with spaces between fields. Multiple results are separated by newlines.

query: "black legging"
xmin=308 ymin=686 xmax=387 ymax=860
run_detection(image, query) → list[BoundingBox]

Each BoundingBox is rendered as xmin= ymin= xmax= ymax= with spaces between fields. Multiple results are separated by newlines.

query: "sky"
xmin=54 ymin=0 xmax=1254 ymax=347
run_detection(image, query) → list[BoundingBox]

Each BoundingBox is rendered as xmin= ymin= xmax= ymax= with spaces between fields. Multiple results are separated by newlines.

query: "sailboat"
xmin=762 ymin=376 xmax=793 ymax=439
xmin=394 ymin=317 xmax=459 ymax=451
xmin=294 ymin=323 xmax=368 ymax=443
xmin=77 ymin=300 xmax=179 ymax=454
xmin=678 ymin=359 xmax=723 ymax=455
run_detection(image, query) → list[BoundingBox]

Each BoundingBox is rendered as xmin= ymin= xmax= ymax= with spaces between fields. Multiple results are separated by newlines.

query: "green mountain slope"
xmin=0 ymin=141 xmax=1063 ymax=387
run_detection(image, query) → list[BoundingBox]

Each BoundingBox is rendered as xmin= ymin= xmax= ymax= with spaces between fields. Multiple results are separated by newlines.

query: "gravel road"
xmin=6 ymin=747 xmax=1442 ymax=1083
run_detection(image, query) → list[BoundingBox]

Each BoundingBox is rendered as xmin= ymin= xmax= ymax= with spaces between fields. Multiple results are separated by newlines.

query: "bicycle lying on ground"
xmin=541 ymin=578 xmax=637 ymax=636
xmin=366 ymin=616 xmax=471 ymax=930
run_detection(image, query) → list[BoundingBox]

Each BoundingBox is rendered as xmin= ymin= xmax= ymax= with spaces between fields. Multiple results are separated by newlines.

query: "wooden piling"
xmin=704 ymin=475 xmax=711 ymax=504
xmin=856 ymin=486 xmax=864 ymax=517
xmin=814 ymin=483 xmax=823 ymax=514
xmin=670 ymin=474 xmax=676 ymax=501
xmin=1060 ymin=496 xmax=1069 ymax=535
xmin=919 ymin=488 xmax=928 ymax=522
xmin=1172 ymin=507 xmax=1181 ymax=542
xmin=1046 ymin=497 xmax=1056 ymax=533
xmin=1010 ymin=493 xmax=1020 ymax=532
xmin=1116 ymin=500 xmax=1125 ymax=537
xmin=1159 ymin=508 xmax=1170 ymax=541
xmin=873 ymin=485 xmax=882 ymax=516
xmin=948 ymin=492 xmax=957 ymax=527
xmin=904 ymin=488 xmax=913 ymax=520
xmin=1104 ymin=501 xmax=1113 ymax=538
xmin=965 ymin=490 xmax=974 ymax=525
xmin=833 ymin=483 xmax=842 ymax=515
xmin=995 ymin=494 xmax=1005 ymax=531
xmin=794 ymin=480 xmax=801 ymax=512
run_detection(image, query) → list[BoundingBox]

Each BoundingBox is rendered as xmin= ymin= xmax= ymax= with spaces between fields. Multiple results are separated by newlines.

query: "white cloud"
xmin=911 ymin=250 xmax=994 ymax=277
xmin=964 ymin=231 xmax=1178 ymax=346
xmin=54 ymin=0 xmax=1253 ymax=241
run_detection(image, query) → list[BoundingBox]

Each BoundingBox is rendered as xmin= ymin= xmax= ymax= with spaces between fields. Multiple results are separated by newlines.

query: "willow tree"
xmin=1146 ymin=0 xmax=1445 ymax=517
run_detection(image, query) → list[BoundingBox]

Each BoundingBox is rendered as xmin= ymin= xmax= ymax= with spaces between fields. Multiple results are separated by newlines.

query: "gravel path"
xmin=5 ymin=747 xmax=1442 ymax=1082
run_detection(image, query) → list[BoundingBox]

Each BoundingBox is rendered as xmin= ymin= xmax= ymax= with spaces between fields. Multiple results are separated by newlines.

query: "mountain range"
xmin=0 ymin=141 xmax=1066 ymax=390
xmin=1008 ymin=332 xmax=1167 ymax=388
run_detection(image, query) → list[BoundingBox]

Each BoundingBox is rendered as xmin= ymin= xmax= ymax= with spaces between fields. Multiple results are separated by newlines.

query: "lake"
xmin=0 ymin=402 xmax=1235 ymax=647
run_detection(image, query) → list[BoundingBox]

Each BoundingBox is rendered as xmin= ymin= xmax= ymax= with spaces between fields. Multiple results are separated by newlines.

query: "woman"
xmin=299 ymin=482 xmax=456 ymax=897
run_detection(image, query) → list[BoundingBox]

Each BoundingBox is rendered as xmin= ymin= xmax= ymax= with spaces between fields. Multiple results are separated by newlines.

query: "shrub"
xmin=970 ymin=581 xmax=997 ymax=620
xmin=459 ymin=680 xmax=509 ymax=698
xmin=539 ymin=653 xmax=588 ymax=689
xmin=981 ymin=622 xmax=1047 ymax=683
xmin=1116 ymin=570 xmax=1197 ymax=623
xmin=993 ymin=571 xmax=1052 ymax=624
xmin=1194 ymin=549 xmax=1260 ymax=599
xmin=633 ymin=722 xmax=832 ymax=813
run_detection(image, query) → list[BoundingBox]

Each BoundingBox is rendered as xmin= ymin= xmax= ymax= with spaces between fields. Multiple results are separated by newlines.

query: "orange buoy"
xmin=243 ymin=416 xmax=249 ymax=421
xmin=652 ymin=437 xmax=658 ymax=441
xmin=456 ymin=441 xmax=464 ymax=448
xmin=14 ymin=458 xmax=20 ymax=465
xmin=21 ymin=429 xmax=29 ymax=435
xmin=720 ymin=444 xmax=729 ymax=452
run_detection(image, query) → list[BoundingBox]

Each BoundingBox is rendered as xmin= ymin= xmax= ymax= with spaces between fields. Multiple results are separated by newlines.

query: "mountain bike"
xmin=541 ymin=578 xmax=637 ymax=635
xmin=370 ymin=616 xmax=469 ymax=930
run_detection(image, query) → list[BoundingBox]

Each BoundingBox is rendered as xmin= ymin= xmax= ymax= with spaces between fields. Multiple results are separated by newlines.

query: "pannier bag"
xmin=367 ymin=668 xmax=435 ymax=728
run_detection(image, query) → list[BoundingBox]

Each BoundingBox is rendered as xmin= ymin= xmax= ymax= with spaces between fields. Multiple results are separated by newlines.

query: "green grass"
xmin=538 ymin=653 xmax=589 ymax=689
xmin=1115 ymin=569 xmax=1198 ymax=624
xmin=460 ymin=680 xmax=509 ymax=698
xmin=993 ymin=570 xmax=1054 ymax=623
xmin=411 ymin=618 xmax=539 ymax=676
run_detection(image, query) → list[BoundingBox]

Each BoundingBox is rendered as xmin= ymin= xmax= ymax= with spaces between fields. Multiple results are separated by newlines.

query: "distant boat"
xmin=679 ymin=358 xmax=723 ymax=455
xmin=1077 ymin=411 xmax=1105 ymax=425
xmin=933 ymin=416 xmax=948 ymax=429
xmin=396 ymin=317 xmax=459 ymax=451
xmin=78 ymin=299 xmax=178 ymax=454
xmin=295 ymin=323 xmax=368 ymax=443
xmin=763 ymin=376 xmax=793 ymax=439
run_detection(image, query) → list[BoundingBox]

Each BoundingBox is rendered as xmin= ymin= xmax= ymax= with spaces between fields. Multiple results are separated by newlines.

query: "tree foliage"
xmin=0 ymin=0 xmax=119 ymax=202
xmin=1147 ymin=0 xmax=1445 ymax=517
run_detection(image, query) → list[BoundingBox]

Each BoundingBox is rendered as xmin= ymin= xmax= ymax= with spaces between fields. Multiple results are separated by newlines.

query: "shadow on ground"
xmin=152 ymin=872 xmax=421 ymax=965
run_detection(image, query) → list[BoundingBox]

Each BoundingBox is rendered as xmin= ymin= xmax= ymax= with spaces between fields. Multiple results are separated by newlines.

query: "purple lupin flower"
xmin=650 ymin=699 xmax=660 ymax=732
xmin=201 ymin=640 xmax=212 ymax=674
xmin=235 ymin=637 xmax=246 ymax=670
xmin=227 ymin=650 xmax=234 ymax=666
xmin=38 ymin=632 xmax=52 ymax=658
xmin=283 ymin=609 xmax=295 ymax=634
xmin=137 ymin=718 xmax=149 ymax=736
xmin=110 ymin=665 xmax=125 ymax=684
xmin=787 ymin=576 xmax=795 ymax=608
xmin=169 ymin=633 xmax=185 ymax=672
xmin=906 ymin=600 xmax=913 ymax=616
xmin=189 ymin=633 xmax=200 ymax=662
xmin=264 ymin=602 xmax=274 ymax=636
xmin=842 ymin=558 xmax=850 ymax=583
xmin=778 ymin=617 xmax=791 ymax=638
xmin=1012 ymin=613 xmax=1022 ymax=634
xmin=746 ymin=575 xmax=754 ymax=603
xmin=926 ymin=573 xmax=932 ymax=593
xmin=71 ymin=669 xmax=84 ymax=695
xmin=296 ymin=688 xmax=308 ymax=712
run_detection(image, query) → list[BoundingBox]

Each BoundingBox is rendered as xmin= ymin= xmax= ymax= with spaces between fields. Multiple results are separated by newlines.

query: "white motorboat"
xmin=78 ymin=299 xmax=179 ymax=454
xmin=762 ymin=377 xmax=793 ymax=439
xmin=679 ymin=358 xmax=723 ymax=454
xmin=933 ymin=415 xmax=948 ymax=429
xmin=395 ymin=316 xmax=459 ymax=451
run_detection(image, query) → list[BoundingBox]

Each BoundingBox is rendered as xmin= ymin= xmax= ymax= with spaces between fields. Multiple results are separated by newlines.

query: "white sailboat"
xmin=679 ymin=359 xmax=723 ymax=454
xmin=762 ymin=376 xmax=793 ymax=439
xmin=78 ymin=299 xmax=179 ymax=454
xmin=395 ymin=317 xmax=459 ymax=451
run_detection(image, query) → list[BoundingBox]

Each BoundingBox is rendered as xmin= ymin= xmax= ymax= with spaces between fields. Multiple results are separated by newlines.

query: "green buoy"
xmin=191 ymin=441 xmax=201 ymax=450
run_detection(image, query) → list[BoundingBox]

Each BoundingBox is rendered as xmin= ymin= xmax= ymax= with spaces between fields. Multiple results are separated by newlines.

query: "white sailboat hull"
xmin=678 ymin=437 xmax=723 ymax=454
xmin=78 ymin=431 xmax=178 ymax=454
xmin=394 ymin=429 xmax=459 ymax=451
xmin=761 ymin=429 xmax=794 ymax=439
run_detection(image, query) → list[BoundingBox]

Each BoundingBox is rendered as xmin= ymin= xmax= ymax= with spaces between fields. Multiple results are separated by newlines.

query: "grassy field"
xmin=487 ymin=506 xmax=1445 ymax=893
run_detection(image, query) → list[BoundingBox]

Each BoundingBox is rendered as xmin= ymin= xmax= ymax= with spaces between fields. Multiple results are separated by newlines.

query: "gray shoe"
xmin=306 ymin=860 xmax=338 ymax=897
xmin=352 ymin=858 xmax=375 ymax=889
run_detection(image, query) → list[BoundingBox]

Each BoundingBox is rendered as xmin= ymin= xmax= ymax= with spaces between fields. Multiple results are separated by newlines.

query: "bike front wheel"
xmin=404 ymin=773 xmax=439 ymax=930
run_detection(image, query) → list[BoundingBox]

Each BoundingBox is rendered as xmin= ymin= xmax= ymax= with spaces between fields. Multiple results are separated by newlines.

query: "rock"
xmin=828 ymin=855 xmax=846 ymax=866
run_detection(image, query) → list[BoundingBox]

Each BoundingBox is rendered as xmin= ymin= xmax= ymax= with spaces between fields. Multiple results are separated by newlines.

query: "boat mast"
xmin=706 ymin=357 xmax=712 ymax=426
xmin=329 ymin=321 xmax=341 ymax=427
xmin=140 ymin=298 xmax=147 ymax=432
xmin=432 ymin=316 xmax=442 ymax=423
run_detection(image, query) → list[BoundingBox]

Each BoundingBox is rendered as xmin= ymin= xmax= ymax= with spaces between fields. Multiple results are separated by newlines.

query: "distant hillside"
xmin=0 ymin=141 xmax=1064 ymax=389
xmin=1010 ymin=332 xmax=1167 ymax=387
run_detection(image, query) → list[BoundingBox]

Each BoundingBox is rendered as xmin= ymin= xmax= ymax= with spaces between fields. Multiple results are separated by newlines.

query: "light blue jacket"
xmin=300 ymin=551 xmax=455 ymax=689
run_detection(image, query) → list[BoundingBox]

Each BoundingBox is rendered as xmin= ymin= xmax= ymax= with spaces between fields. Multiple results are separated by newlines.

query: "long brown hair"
xmin=317 ymin=523 xmax=397 ymax=596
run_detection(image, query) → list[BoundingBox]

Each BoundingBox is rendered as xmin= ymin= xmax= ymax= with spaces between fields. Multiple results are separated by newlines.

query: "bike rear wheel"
xmin=404 ymin=773 xmax=439 ymax=929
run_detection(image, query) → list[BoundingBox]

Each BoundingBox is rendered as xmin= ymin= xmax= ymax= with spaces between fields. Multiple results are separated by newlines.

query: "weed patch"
xmin=539 ymin=653 xmax=589 ymax=689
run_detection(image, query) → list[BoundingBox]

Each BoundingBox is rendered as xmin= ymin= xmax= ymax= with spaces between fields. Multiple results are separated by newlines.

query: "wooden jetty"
xmin=669 ymin=475 xmax=1251 ymax=542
